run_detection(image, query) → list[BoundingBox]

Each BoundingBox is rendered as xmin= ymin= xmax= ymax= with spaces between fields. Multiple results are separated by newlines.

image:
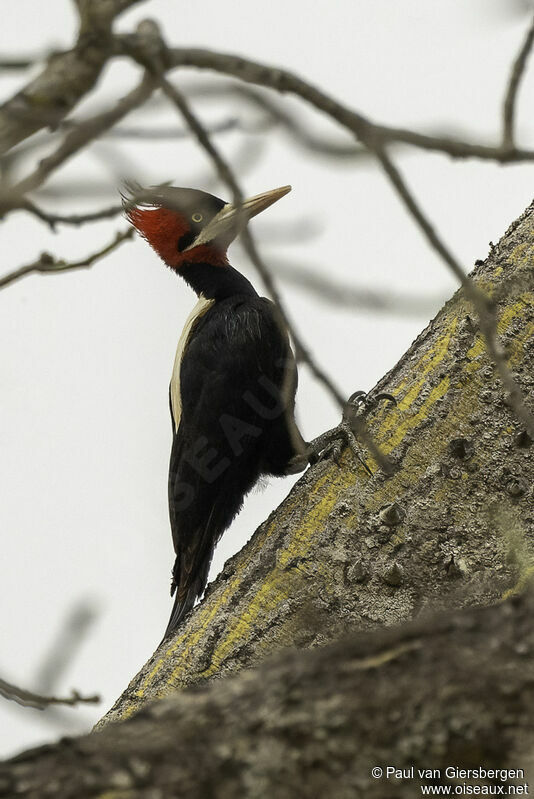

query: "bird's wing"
xmin=167 ymin=296 xmax=293 ymax=616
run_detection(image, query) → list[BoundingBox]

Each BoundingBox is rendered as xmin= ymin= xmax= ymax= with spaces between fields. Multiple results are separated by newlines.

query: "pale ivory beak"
xmin=184 ymin=185 xmax=292 ymax=251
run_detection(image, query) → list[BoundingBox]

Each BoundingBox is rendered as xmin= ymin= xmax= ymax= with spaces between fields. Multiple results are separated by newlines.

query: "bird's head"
xmin=124 ymin=184 xmax=291 ymax=270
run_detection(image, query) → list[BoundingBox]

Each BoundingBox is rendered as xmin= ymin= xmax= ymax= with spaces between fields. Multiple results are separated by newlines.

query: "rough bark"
xmin=97 ymin=199 xmax=534 ymax=727
xmin=2 ymin=592 xmax=534 ymax=798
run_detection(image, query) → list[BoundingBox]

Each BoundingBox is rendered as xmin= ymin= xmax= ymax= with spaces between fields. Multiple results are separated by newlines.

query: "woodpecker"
xmin=126 ymin=184 xmax=307 ymax=638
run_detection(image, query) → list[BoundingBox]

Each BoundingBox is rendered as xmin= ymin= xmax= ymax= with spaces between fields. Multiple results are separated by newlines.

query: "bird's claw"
xmin=307 ymin=427 xmax=346 ymax=466
xmin=307 ymin=389 xmax=397 ymax=475
xmin=343 ymin=390 xmax=396 ymax=423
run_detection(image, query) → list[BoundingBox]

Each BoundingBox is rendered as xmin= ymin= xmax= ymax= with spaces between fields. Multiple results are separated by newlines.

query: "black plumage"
xmin=165 ymin=264 xmax=303 ymax=636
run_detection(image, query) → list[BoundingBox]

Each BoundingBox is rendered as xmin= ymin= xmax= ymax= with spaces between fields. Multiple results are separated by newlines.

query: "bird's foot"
xmin=307 ymin=422 xmax=371 ymax=473
xmin=307 ymin=390 xmax=396 ymax=475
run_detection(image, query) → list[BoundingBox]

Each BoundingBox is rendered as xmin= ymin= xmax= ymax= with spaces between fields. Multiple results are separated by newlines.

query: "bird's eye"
xmin=192 ymin=212 xmax=203 ymax=223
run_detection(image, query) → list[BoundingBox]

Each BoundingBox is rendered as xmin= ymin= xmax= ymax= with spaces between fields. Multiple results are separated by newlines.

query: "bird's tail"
xmin=161 ymin=586 xmax=197 ymax=642
xmin=162 ymin=480 xmax=246 ymax=643
xmin=161 ymin=532 xmax=216 ymax=643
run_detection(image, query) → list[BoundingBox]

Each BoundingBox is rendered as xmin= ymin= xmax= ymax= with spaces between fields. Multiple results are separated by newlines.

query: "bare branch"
xmin=0 ymin=115 xmax=243 ymax=228
xmin=123 ymin=41 xmax=534 ymax=163
xmin=12 ymin=199 xmax=124 ymax=229
xmin=0 ymin=228 xmax=133 ymax=290
xmin=0 ymin=56 xmax=43 ymax=70
xmin=262 ymin=255 xmax=446 ymax=317
xmin=0 ymin=676 xmax=99 ymax=711
xmin=5 ymin=23 xmax=534 ymax=228
xmin=503 ymin=13 xmax=534 ymax=147
xmin=0 ymin=604 xmax=100 ymax=712
xmin=74 ymin=0 xmax=146 ymax=33
xmin=6 ymin=74 xmax=154 ymax=201
xmin=373 ymin=124 xmax=533 ymax=161
xmin=0 ymin=47 xmax=69 ymax=72
xmin=34 ymin=178 xmax=128 ymax=199
xmin=0 ymin=0 xmax=144 ymax=155
xmin=102 ymin=115 xmax=240 ymax=139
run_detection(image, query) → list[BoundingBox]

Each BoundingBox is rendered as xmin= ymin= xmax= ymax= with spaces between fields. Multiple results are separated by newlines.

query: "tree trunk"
xmin=98 ymin=199 xmax=534 ymax=726
xmin=2 ymin=201 xmax=533 ymax=798
xmin=2 ymin=593 xmax=533 ymax=797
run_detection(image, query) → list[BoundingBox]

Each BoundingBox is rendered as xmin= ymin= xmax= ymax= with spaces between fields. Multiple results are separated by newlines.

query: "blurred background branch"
xmin=1 ymin=600 xmax=100 ymax=712
xmin=0 ymin=227 xmax=132 ymax=289
xmin=0 ymin=677 xmax=98 ymax=711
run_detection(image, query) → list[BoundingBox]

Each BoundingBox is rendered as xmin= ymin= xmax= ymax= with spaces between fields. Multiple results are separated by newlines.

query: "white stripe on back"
xmin=170 ymin=295 xmax=215 ymax=431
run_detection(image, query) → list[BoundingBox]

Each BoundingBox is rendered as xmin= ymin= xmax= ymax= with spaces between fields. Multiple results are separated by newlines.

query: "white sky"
xmin=1 ymin=0 xmax=533 ymax=757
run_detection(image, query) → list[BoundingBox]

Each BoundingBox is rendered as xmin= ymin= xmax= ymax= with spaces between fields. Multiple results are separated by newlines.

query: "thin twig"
xmin=0 ymin=228 xmax=133 ymax=290
xmin=372 ymin=144 xmax=534 ymax=438
xmin=373 ymin=145 xmax=468 ymax=286
xmin=0 ymin=676 xmax=99 ymax=711
xmin=503 ymin=13 xmax=534 ymax=147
